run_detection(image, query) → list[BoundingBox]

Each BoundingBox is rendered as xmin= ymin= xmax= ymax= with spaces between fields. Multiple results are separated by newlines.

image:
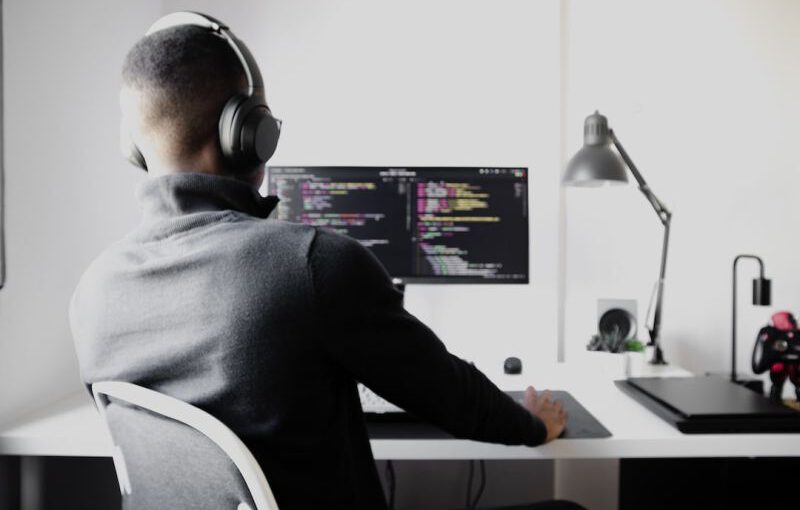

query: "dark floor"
xmin=0 ymin=456 xmax=120 ymax=510
xmin=620 ymin=457 xmax=800 ymax=510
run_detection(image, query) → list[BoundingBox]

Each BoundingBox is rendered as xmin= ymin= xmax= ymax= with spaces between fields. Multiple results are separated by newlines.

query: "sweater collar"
xmin=136 ymin=173 xmax=279 ymax=223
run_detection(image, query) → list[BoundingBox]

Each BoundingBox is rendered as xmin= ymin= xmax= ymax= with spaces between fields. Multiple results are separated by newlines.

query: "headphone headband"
xmin=123 ymin=11 xmax=281 ymax=171
xmin=145 ymin=11 xmax=264 ymax=96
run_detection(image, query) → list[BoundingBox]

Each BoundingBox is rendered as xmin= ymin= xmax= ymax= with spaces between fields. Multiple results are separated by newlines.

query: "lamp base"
xmin=648 ymin=345 xmax=668 ymax=365
xmin=707 ymin=373 xmax=764 ymax=396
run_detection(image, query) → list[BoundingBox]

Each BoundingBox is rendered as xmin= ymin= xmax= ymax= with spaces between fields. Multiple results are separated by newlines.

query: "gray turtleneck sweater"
xmin=70 ymin=173 xmax=546 ymax=510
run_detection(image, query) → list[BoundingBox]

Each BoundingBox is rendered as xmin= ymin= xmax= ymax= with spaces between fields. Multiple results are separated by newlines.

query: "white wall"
xmin=161 ymin=0 xmax=564 ymax=378
xmin=563 ymin=0 xmax=800 ymax=380
xmin=0 ymin=0 xmax=160 ymax=422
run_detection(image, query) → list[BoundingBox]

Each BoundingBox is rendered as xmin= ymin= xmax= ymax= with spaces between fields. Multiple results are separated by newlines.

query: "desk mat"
xmin=366 ymin=390 xmax=611 ymax=440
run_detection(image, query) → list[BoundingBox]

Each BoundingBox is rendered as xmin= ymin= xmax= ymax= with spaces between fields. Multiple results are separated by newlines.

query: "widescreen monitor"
xmin=266 ymin=166 xmax=529 ymax=284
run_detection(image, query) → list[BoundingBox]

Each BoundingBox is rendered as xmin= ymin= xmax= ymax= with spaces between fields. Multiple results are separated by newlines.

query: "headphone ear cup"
xmin=219 ymin=95 xmax=280 ymax=172
xmin=120 ymin=120 xmax=147 ymax=171
xmin=245 ymin=107 xmax=281 ymax=164
xmin=218 ymin=94 xmax=245 ymax=166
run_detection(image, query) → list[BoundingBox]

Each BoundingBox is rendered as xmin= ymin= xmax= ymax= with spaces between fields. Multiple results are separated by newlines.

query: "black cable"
xmin=465 ymin=460 xmax=475 ymax=508
xmin=470 ymin=460 xmax=487 ymax=509
xmin=385 ymin=460 xmax=396 ymax=509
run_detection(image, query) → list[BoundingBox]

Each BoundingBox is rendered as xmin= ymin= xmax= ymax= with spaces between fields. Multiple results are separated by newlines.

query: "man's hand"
xmin=523 ymin=386 xmax=567 ymax=443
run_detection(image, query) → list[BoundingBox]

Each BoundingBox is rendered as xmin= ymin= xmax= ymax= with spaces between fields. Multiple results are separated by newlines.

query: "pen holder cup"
xmin=577 ymin=350 xmax=645 ymax=379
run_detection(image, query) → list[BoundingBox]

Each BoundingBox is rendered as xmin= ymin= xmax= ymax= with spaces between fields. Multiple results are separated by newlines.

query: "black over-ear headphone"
xmin=121 ymin=11 xmax=282 ymax=173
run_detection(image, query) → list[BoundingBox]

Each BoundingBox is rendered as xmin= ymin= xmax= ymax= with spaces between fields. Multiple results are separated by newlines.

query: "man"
xmin=70 ymin=17 xmax=572 ymax=510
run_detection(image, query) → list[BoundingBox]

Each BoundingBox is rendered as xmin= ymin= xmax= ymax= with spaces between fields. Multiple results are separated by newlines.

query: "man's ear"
xmin=120 ymin=88 xmax=142 ymax=148
xmin=120 ymin=86 xmax=160 ymax=171
xmin=119 ymin=88 xmax=140 ymax=168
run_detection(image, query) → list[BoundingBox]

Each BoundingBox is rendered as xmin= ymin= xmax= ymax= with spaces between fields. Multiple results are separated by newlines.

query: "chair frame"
xmin=92 ymin=381 xmax=280 ymax=510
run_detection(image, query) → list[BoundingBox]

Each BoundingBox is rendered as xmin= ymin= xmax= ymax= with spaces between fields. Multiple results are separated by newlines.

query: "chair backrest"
xmin=92 ymin=381 xmax=280 ymax=510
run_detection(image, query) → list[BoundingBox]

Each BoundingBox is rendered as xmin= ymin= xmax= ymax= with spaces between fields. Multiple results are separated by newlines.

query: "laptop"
xmin=617 ymin=376 xmax=800 ymax=433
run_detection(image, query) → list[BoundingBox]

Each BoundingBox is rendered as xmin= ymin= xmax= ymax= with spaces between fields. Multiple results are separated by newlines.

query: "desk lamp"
xmin=563 ymin=111 xmax=671 ymax=365
xmin=732 ymin=255 xmax=771 ymax=382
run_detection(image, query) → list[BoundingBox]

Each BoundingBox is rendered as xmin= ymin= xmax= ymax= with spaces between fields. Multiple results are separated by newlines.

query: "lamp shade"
xmin=752 ymin=277 xmax=772 ymax=306
xmin=563 ymin=111 xmax=628 ymax=187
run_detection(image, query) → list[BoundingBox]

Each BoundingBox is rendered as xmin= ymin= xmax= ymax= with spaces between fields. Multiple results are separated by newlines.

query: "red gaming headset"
xmin=121 ymin=12 xmax=282 ymax=173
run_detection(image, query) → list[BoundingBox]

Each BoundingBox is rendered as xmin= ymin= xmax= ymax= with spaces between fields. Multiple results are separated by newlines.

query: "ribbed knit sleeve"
xmin=307 ymin=229 xmax=547 ymax=447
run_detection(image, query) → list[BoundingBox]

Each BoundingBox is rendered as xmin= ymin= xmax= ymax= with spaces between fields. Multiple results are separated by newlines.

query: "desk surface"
xmin=2 ymin=359 xmax=799 ymax=460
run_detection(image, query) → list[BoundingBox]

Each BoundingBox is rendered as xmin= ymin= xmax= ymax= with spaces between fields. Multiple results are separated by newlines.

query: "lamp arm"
xmin=610 ymin=130 xmax=672 ymax=226
xmin=649 ymin=218 xmax=670 ymax=358
xmin=610 ymin=130 xmax=671 ymax=363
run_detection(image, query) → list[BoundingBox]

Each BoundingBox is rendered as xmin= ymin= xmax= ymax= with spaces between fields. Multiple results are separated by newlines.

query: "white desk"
xmin=4 ymin=360 xmax=799 ymax=510
xmin=3 ymin=359 xmax=799 ymax=460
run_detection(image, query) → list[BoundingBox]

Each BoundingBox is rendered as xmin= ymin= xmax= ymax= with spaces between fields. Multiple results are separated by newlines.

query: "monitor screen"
xmin=266 ymin=166 xmax=529 ymax=284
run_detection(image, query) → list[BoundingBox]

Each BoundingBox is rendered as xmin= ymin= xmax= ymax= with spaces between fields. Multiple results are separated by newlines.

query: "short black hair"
xmin=122 ymin=25 xmax=247 ymax=160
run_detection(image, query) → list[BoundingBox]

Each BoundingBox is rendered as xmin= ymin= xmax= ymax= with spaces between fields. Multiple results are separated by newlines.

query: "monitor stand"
xmin=394 ymin=283 xmax=406 ymax=307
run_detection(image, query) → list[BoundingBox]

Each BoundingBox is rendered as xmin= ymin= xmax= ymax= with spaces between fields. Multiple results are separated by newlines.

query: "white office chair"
xmin=92 ymin=381 xmax=280 ymax=510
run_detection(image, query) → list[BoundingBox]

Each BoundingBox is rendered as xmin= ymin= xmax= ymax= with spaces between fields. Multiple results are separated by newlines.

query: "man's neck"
xmin=145 ymin=148 xmax=223 ymax=177
xmin=142 ymin=142 xmax=264 ymax=189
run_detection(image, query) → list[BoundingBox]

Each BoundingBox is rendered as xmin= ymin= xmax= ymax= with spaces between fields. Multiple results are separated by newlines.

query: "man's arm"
xmin=308 ymin=230 xmax=548 ymax=446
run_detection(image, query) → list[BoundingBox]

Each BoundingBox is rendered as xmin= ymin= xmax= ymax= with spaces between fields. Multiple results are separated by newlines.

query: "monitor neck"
xmin=394 ymin=283 xmax=406 ymax=307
